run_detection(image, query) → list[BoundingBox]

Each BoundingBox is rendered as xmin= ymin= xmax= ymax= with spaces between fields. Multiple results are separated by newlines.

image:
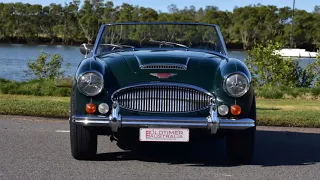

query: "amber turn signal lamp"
xmin=86 ymin=102 xmax=96 ymax=114
xmin=231 ymin=105 xmax=241 ymax=116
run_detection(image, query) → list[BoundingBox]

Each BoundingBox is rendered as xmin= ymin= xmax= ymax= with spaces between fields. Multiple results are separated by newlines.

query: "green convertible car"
xmin=70 ymin=22 xmax=256 ymax=164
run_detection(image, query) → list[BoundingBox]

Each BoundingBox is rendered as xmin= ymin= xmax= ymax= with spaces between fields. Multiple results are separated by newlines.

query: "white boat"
xmin=274 ymin=48 xmax=317 ymax=58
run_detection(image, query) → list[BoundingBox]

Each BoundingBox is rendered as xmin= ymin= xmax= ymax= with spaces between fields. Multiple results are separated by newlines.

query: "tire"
xmin=70 ymin=86 xmax=97 ymax=160
xmin=226 ymin=95 xmax=256 ymax=165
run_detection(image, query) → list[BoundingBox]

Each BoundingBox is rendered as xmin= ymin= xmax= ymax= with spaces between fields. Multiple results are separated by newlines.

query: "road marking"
xmin=224 ymin=174 xmax=233 ymax=177
xmin=55 ymin=130 xmax=70 ymax=133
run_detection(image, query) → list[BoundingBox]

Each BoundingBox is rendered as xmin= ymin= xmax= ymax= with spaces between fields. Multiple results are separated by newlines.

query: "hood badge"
xmin=150 ymin=73 xmax=177 ymax=79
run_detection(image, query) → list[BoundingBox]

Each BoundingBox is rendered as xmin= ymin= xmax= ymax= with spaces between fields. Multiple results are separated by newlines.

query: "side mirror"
xmin=80 ymin=43 xmax=92 ymax=57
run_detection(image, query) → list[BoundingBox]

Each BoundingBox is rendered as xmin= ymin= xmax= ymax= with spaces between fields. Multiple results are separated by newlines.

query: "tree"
xmin=103 ymin=1 xmax=117 ymax=23
xmin=25 ymin=52 xmax=70 ymax=80
xmin=0 ymin=2 xmax=320 ymax=50
xmin=78 ymin=0 xmax=99 ymax=44
xmin=312 ymin=6 xmax=320 ymax=48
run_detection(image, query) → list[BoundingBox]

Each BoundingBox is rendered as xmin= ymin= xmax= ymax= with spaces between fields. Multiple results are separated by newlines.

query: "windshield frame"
xmin=92 ymin=22 xmax=229 ymax=58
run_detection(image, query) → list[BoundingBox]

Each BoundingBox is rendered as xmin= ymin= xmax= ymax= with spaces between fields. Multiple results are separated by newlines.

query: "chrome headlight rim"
xmin=77 ymin=71 xmax=104 ymax=96
xmin=223 ymin=72 xmax=250 ymax=98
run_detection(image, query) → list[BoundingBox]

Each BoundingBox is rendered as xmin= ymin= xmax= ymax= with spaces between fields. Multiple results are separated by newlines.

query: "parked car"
xmin=70 ymin=22 xmax=256 ymax=164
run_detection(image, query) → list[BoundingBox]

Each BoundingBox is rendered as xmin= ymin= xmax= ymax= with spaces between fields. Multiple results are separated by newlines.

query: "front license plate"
xmin=139 ymin=128 xmax=189 ymax=142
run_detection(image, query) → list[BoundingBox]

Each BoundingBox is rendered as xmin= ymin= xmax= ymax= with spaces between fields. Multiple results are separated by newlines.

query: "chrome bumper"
xmin=71 ymin=103 xmax=255 ymax=134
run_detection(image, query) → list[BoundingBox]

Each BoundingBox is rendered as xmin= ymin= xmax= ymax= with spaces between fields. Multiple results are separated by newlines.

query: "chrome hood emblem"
xmin=150 ymin=73 xmax=177 ymax=79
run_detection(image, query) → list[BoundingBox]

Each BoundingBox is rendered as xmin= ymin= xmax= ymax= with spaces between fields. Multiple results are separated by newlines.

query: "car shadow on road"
xmin=94 ymin=130 xmax=320 ymax=167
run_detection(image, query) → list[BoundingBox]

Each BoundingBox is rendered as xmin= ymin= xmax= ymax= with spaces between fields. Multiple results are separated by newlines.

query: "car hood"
xmin=96 ymin=50 xmax=226 ymax=92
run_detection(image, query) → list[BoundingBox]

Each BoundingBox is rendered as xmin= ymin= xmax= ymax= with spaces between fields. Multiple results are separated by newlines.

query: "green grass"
xmin=0 ymin=94 xmax=69 ymax=118
xmin=255 ymin=86 xmax=320 ymax=99
xmin=0 ymin=78 xmax=71 ymax=97
xmin=0 ymin=94 xmax=319 ymax=127
xmin=256 ymin=99 xmax=320 ymax=127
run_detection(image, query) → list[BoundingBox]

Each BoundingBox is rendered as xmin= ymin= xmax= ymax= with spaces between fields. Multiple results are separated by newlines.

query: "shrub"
xmin=256 ymin=86 xmax=284 ymax=99
xmin=313 ymin=50 xmax=320 ymax=87
xmin=0 ymin=78 xmax=71 ymax=97
xmin=24 ymin=52 xmax=70 ymax=80
xmin=311 ymin=87 xmax=320 ymax=96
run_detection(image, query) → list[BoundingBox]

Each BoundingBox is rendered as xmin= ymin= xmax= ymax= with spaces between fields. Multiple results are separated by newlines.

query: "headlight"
xmin=77 ymin=71 xmax=104 ymax=96
xmin=224 ymin=73 xmax=249 ymax=97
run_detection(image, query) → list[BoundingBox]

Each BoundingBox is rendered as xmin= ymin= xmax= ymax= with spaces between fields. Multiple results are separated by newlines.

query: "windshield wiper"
xmin=149 ymin=39 xmax=189 ymax=50
xmin=100 ymin=43 xmax=135 ymax=51
xmin=96 ymin=43 xmax=137 ymax=57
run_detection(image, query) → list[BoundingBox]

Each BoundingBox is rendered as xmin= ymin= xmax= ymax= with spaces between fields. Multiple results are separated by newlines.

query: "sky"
xmin=1 ymin=0 xmax=318 ymax=12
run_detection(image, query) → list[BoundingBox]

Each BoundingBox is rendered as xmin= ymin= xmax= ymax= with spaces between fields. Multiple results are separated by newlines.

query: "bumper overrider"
xmin=71 ymin=102 xmax=255 ymax=134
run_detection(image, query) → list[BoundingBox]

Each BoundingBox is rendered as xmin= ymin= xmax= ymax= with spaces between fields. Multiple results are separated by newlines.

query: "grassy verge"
xmin=0 ymin=78 xmax=71 ymax=97
xmin=256 ymin=99 xmax=320 ymax=127
xmin=0 ymin=94 xmax=319 ymax=127
xmin=255 ymin=86 xmax=320 ymax=99
xmin=0 ymin=94 xmax=69 ymax=118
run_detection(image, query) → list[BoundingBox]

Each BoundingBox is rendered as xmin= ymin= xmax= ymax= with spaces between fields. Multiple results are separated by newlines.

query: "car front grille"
xmin=111 ymin=83 xmax=214 ymax=113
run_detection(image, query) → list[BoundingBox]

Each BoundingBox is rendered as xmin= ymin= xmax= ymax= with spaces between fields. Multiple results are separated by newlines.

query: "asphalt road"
xmin=1 ymin=115 xmax=320 ymax=180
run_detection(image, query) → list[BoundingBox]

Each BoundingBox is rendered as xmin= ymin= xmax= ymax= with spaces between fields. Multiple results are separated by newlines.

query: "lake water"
xmin=0 ymin=44 xmax=316 ymax=81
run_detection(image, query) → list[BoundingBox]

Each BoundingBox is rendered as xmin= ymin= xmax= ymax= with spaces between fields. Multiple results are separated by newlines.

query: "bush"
xmin=313 ymin=50 xmax=320 ymax=87
xmin=311 ymin=87 xmax=320 ymax=96
xmin=256 ymin=86 xmax=284 ymax=99
xmin=0 ymin=78 xmax=71 ymax=97
xmin=24 ymin=52 xmax=70 ymax=80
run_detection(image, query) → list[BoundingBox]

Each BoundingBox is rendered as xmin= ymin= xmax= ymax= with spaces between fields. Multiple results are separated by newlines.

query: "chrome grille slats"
xmin=140 ymin=64 xmax=187 ymax=70
xmin=112 ymin=83 xmax=214 ymax=113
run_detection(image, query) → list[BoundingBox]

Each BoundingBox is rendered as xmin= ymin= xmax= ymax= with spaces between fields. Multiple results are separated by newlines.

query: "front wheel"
xmin=226 ymin=96 xmax=256 ymax=165
xmin=70 ymin=123 xmax=98 ymax=160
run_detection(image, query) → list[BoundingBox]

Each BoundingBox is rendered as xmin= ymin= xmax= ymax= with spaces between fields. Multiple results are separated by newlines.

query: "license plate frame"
xmin=139 ymin=128 xmax=189 ymax=142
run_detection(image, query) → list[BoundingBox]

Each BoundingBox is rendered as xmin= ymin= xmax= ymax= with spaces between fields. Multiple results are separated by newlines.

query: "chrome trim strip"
xmin=215 ymin=25 xmax=228 ymax=57
xmin=122 ymin=122 xmax=207 ymax=128
xmin=73 ymin=120 xmax=111 ymax=126
xmin=121 ymin=116 xmax=207 ymax=123
xmin=93 ymin=22 xmax=229 ymax=59
xmin=219 ymin=119 xmax=255 ymax=129
xmin=72 ymin=115 xmax=254 ymax=131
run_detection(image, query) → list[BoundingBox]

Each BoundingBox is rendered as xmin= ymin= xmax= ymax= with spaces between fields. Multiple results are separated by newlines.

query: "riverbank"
xmin=0 ymin=94 xmax=319 ymax=128
xmin=0 ymin=41 xmax=246 ymax=51
xmin=0 ymin=37 xmax=85 ymax=47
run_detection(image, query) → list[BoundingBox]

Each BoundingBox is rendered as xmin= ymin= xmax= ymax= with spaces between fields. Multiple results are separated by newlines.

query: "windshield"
xmin=95 ymin=23 xmax=227 ymax=56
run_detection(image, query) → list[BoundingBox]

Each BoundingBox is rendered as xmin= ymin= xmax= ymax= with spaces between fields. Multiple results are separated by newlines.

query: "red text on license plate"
xmin=139 ymin=128 xmax=189 ymax=142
